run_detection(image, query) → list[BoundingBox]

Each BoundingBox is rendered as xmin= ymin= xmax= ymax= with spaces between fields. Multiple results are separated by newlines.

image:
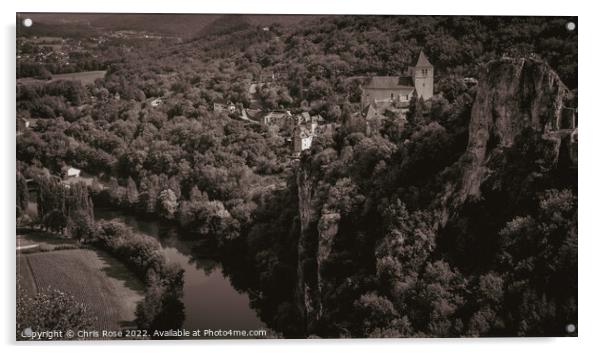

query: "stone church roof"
xmin=363 ymin=76 xmax=414 ymax=89
xmin=415 ymin=50 xmax=433 ymax=67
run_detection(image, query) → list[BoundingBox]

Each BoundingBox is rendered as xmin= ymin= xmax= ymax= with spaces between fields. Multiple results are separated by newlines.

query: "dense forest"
xmin=16 ymin=15 xmax=577 ymax=338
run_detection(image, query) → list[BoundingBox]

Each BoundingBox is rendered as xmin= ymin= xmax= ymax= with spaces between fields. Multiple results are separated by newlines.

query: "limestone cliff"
xmin=295 ymin=159 xmax=343 ymax=335
xmin=438 ymin=57 xmax=576 ymax=224
xmin=295 ymin=163 xmax=321 ymax=333
xmin=293 ymin=57 xmax=577 ymax=335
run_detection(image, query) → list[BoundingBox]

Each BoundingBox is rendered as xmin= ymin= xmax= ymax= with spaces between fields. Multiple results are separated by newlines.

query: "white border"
xmin=2 ymin=1 xmax=598 ymax=353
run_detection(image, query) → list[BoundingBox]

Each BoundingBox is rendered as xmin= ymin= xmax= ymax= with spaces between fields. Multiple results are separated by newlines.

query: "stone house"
xmin=293 ymin=126 xmax=313 ymax=155
xmin=17 ymin=117 xmax=30 ymax=131
xmin=150 ymin=97 xmax=163 ymax=107
xmin=262 ymin=110 xmax=292 ymax=127
xmin=63 ymin=166 xmax=81 ymax=178
xmin=213 ymin=101 xmax=237 ymax=114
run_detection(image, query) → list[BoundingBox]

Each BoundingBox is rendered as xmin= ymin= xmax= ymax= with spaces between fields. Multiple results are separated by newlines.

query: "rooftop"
xmin=363 ymin=76 xmax=415 ymax=90
xmin=415 ymin=50 xmax=433 ymax=67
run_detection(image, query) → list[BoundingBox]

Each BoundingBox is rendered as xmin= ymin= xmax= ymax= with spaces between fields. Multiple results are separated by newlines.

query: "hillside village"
xmin=218 ymin=50 xmax=436 ymax=156
xmin=16 ymin=23 xmax=452 ymax=161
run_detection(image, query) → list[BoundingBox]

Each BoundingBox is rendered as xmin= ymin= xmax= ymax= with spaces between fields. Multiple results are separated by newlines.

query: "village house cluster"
xmin=210 ymin=51 xmax=436 ymax=155
xmin=17 ymin=30 xmax=180 ymax=80
xmin=214 ymin=102 xmax=335 ymax=156
xmin=17 ymin=36 xmax=81 ymax=68
xmin=19 ymin=47 xmax=437 ymax=159
xmin=214 ymin=51 xmax=436 ymax=156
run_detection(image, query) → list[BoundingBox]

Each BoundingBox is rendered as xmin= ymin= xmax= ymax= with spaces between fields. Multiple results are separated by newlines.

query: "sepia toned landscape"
xmin=16 ymin=13 xmax=577 ymax=339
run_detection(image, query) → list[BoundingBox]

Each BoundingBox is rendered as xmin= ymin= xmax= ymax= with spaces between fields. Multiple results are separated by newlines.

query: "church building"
xmin=360 ymin=50 xmax=434 ymax=109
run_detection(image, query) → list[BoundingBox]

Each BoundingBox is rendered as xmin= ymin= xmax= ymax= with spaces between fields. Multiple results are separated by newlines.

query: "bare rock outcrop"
xmin=295 ymin=165 xmax=321 ymax=334
xmin=295 ymin=163 xmax=344 ymax=335
xmin=438 ymin=57 xmax=575 ymax=224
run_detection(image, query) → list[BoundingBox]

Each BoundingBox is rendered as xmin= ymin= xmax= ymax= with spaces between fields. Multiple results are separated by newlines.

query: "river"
xmin=94 ymin=207 xmax=266 ymax=333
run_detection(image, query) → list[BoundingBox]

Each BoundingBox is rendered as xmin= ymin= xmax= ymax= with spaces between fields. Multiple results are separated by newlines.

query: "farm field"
xmin=51 ymin=70 xmax=106 ymax=84
xmin=17 ymin=70 xmax=106 ymax=85
xmin=17 ymin=248 xmax=144 ymax=332
xmin=17 ymin=255 xmax=36 ymax=297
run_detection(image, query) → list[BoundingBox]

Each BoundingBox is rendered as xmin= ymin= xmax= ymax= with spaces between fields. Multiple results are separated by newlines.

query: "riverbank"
xmin=94 ymin=207 xmax=268 ymax=335
xmin=17 ymin=206 xmax=185 ymax=339
xmin=18 ymin=179 xmax=268 ymax=338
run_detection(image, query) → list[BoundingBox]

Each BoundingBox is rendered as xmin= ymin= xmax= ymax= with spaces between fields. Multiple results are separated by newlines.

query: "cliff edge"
xmin=438 ymin=57 xmax=576 ymax=224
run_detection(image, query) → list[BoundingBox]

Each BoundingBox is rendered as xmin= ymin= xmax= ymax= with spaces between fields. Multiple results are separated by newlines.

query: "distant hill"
xmin=17 ymin=13 xmax=319 ymax=38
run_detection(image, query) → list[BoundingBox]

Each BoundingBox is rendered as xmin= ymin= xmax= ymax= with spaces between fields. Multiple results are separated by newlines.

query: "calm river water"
xmin=94 ymin=207 xmax=266 ymax=332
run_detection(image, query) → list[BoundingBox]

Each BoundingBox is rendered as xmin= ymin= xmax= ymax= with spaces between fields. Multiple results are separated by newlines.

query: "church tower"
xmin=410 ymin=50 xmax=434 ymax=100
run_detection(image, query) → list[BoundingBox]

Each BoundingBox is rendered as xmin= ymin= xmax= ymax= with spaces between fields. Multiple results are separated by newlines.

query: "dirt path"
xmin=16 ymin=244 xmax=39 ymax=251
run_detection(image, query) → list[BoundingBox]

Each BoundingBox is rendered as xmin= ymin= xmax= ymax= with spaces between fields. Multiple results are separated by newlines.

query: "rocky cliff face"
xmin=295 ymin=164 xmax=321 ymax=333
xmin=295 ymin=160 xmax=343 ymax=335
xmin=438 ymin=57 xmax=576 ymax=224
xmin=293 ymin=57 xmax=577 ymax=335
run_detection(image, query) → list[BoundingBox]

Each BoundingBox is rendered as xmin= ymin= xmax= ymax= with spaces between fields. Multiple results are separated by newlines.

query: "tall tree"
xmin=406 ymin=92 xmax=425 ymax=128
xmin=16 ymin=173 xmax=29 ymax=220
xmin=125 ymin=176 xmax=139 ymax=207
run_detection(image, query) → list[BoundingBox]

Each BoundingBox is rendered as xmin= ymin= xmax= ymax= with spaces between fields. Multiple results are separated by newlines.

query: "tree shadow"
xmin=96 ymin=251 xmax=145 ymax=294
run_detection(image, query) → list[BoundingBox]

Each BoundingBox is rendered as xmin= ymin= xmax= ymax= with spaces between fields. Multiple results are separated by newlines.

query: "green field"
xmin=17 ymin=248 xmax=144 ymax=331
xmin=18 ymin=70 xmax=106 ymax=86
